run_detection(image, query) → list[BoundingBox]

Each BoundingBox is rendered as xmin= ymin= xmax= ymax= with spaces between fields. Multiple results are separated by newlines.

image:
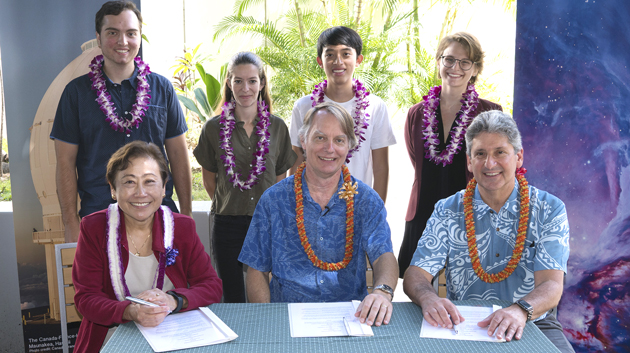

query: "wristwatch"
xmin=373 ymin=284 xmax=394 ymax=300
xmin=167 ymin=290 xmax=183 ymax=314
xmin=514 ymin=299 xmax=534 ymax=321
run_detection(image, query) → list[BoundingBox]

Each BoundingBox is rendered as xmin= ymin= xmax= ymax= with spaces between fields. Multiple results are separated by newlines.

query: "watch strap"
xmin=167 ymin=290 xmax=183 ymax=314
xmin=373 ymin=284 xmax=394 ymax=300
xmin=515 ymin=299 xmax=533 ymax=321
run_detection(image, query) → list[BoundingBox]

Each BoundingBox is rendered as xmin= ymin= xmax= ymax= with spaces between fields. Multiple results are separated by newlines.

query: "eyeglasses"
xmin=440 ymin=56 xmax=475 ymax=71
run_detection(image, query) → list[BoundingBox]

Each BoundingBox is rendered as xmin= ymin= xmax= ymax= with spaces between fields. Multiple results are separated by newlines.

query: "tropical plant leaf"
xmin=194 ymin=88 xmax=211 ymax=119
xmin=177 ymin=94 xmax=205 ymax=122
xmin=233 ymin=0 xmax=266 ymax=16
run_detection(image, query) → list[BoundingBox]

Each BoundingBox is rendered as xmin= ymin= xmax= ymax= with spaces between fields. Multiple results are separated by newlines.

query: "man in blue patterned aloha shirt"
xmin=403 ymin=110 xmax=574 ymax=353
xmin=239 ymin=102 xmax=398 ymax=327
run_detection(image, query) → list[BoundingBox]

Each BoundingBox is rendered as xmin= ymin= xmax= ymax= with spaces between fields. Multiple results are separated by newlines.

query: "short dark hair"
xmin=95 ymin=1 xmax=142 ymax=34
xmin=317 ymin=26 xmax=363 ymax=58
xmin=106 ymin=141 xmax=168 ymax=189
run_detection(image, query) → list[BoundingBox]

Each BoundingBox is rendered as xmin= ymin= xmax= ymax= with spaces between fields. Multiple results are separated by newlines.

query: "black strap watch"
xmin=514 ymin=299 xmax=534 ymax=321
xmin=373 ymin=284 xmax=394 ymax=300
xmin=167 ymin=290 xmax=183 ymax=314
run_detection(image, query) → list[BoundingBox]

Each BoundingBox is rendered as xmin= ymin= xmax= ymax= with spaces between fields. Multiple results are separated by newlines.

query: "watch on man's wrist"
xmin=514 ymin=299 xmax=534 ymax=321
xmin=373 ymin=284 xmax=394 ymax=300
xmin=167 ymin=290 xmax=183 ymax=314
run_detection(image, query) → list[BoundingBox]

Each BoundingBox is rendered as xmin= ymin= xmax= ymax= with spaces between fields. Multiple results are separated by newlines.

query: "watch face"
xmin=517 ymin=300 xmax=533 ymax=320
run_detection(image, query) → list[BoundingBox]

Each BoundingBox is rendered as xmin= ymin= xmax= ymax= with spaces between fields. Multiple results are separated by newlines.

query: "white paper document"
xmin=420 ymin=305 xmax=506 ymax=342
xmin=135 ymin=307 xmax=238 ymax=352
xmin=288 ymin=301 xmax=374 ymax=337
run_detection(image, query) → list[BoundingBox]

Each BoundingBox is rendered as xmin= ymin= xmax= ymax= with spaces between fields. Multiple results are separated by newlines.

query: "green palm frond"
xmin=233 ymin=0 xmax=266 ymax=16
xmin=213 ymin=15 xmax=264 ymax=42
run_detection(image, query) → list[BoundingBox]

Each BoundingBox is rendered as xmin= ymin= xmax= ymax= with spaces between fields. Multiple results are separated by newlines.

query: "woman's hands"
xmin=122 ymin=289 xmax=175 ymax=327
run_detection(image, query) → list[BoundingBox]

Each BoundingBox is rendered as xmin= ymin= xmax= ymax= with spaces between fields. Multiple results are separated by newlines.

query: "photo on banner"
xmin=514 ymin=0 xmax=629 ymax=351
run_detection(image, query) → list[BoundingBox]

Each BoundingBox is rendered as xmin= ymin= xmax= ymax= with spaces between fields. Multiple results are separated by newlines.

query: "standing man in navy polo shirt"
xmin=51 ymin=1 xmax=192 ymax=243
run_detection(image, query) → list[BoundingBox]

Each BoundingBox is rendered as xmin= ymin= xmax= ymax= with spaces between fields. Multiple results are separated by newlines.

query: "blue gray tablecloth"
xmin=102 ymin=300 xmax=560 ymax=352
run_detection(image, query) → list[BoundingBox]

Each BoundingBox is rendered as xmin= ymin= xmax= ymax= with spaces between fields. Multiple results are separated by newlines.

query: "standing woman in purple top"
xmin=397 ymin=32 xmax=502 ymax=278
xmin=193 ymin=52 xmax=296 ymax=302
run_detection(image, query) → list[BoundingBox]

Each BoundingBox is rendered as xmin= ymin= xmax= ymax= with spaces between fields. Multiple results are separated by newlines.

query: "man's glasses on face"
xmin=440 ymin=56 xmax=475 ymax=71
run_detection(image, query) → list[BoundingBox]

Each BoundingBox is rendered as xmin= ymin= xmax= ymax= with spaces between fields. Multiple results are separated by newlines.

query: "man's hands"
xmin=478 ymin=305 xmax=527 ymax=341
xmin=354 ymin=290 xmax=392 ymax=326
xmin=421 ymin=296 xmax=464 ymax=329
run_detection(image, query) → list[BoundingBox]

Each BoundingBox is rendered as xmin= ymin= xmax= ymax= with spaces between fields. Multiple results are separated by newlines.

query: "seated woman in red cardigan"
xmin=72 ymin=141 xmax=222 ymax=352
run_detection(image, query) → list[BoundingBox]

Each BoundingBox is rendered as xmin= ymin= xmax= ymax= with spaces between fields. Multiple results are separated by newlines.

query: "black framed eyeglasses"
xmin=440 ymin=56 xmax=475 ymax=71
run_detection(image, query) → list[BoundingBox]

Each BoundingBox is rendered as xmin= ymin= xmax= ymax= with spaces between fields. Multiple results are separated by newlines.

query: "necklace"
xmin=421 ymin=84 xmax=480 ymax=166
xmin=88 ymin=55 xmax=151 ymax=134
xmin=311 ymin=79 xmax=370 ymax=163
xmin=128 ymin=230 xmax=152 ymax=256
xmin=107 ymin=204 xmax=178 ymax=301
xmin=294 ymin=162 xmax=357 ymax=271
xmin=463 ymin=174 xmax=530 ymax=283
xmin=218 ymin=100 xmax=271 ymax=191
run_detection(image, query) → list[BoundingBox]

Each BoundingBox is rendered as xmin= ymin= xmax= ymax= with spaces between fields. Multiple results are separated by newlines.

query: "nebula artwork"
xmin=514 ymin=1 xmax=630 ymax=352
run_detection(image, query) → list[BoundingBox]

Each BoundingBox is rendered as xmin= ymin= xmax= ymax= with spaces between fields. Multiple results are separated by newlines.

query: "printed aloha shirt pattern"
xmin=410 ymin=179 xmax=570 ymax=320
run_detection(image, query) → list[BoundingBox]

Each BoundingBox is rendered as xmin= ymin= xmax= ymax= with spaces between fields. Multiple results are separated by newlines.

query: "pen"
xmin=453 ymin=323 xmax=460 ymax=335
xmin=125 ymin=296 xmax=160 ymax=307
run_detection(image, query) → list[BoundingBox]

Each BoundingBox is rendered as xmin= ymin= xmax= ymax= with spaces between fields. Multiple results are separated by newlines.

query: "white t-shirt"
xmin=289 ymin=93 xmax=396 ymax=186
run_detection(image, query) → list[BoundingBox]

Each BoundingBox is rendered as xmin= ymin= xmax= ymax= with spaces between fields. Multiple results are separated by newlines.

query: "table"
xmin=102 ymin=300 xmax=560 ymax=352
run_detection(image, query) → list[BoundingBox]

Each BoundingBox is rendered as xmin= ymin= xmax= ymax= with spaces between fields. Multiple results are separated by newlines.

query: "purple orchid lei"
xmin=218 ymin=100 xmax=271 ymax=191
xmin=311 ymin=79 xmax=370 ymax=163
xmin=88 ymin=55 xmax=152 ymax=134
xmin=107 ymin=204 xmax=176 ymax=301
xmin=421 ymin=84 xmax=480 ymax=166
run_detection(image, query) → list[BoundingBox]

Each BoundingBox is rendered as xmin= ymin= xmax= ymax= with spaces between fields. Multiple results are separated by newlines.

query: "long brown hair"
xmin=215 ymin=52 xmax=272 ymax=114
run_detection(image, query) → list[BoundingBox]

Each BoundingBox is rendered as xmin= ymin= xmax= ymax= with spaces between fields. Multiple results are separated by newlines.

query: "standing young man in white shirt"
xmin=289 ymin=26 xmax=396 ymax=202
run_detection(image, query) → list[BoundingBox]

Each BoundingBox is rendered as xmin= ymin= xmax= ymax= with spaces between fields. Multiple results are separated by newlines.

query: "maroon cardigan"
xmin=72 ymin=207 xmax=223 ymax=352
xmin=404 ymin=99 xmax=502 ymax=221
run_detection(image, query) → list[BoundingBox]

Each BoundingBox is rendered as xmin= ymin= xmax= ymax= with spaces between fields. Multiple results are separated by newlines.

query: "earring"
xmin=112 ymin=194 xmax=116 ymax=200
xmin=162 ymin=194 xmax=166 ymax=198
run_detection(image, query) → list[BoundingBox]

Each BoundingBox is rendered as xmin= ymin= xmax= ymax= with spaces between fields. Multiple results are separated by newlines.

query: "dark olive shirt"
xmin=193 ymin=114 xmax=296 ymax=216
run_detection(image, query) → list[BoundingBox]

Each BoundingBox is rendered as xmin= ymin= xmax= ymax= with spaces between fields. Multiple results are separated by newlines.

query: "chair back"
xmin=55 ymin=242 xmax=81 ymax=353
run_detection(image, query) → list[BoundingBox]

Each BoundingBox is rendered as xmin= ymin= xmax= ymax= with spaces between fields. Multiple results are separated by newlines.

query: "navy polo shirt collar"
xmin=102 ymin=64 xmax=140 ymax=89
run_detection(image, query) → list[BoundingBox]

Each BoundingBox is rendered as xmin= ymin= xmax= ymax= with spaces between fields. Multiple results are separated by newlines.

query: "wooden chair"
xmin=432 ymin=268 xmax=447 ymax=298
xmin=366 ymin=255 xmax=374 ymax=293
xmin=55 ymin=243 xmax=82 ymax=353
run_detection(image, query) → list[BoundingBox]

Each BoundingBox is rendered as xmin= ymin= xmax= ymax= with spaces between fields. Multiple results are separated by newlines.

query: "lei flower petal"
xmin=294 ymin=162 xmax=354 ymax=271
xmin=89 ymin=55 xmax=151 ymax=134
xmin=311 ymin=79 xmax=370 ymax=163
xmin=218 ymin=100 xmax=271 ymax=191
xmin=463 ymin=174 xmax=530 ymax=283
xmin=106 ymin=204 xmax=175 ymax=301
xmin=422 ymin=84 xmax=480 ymax=166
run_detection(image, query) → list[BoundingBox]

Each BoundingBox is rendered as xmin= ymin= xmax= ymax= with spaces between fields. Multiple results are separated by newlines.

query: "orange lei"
xmin=464 ymin=174 xmax=530 ymax=283
xmin=294 ymin=162 xmax=355 ymax=271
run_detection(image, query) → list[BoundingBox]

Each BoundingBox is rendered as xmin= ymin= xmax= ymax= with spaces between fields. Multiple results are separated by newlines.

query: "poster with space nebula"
xmin=514 ymin=1 xmax=630 ymax=352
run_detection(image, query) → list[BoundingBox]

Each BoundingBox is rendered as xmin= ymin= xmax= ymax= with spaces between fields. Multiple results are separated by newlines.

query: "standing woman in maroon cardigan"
xmin=398 ymin=32 xmax=502 ymax=277
xmin=72 ymin=141 xmax=222 ymax=352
